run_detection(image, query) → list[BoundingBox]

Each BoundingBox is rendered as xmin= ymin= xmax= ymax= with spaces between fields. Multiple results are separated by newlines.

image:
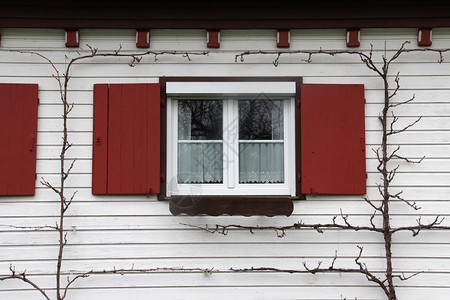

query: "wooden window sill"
xmin=169 ymin=196 xmax=295 ymax=216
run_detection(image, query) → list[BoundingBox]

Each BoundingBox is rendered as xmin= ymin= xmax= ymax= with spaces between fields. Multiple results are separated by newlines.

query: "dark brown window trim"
xmin=159 ymin=77 xmax=304 ymax=216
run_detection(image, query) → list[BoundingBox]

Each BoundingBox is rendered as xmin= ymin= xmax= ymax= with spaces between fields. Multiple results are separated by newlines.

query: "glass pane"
xmin=178 ymin=143 xmax=223 ymax=184
xmin=239 ymin=99 xmax=283 ymax=140
xmin=239 ymin=99 xmax=284 ymax=184
xmin=178 ymin=100 xmax=223 ymax=140
xmin=177 ymin=99 xmax=223 ymax=184
xmin=239 ymin=143 xmax=284 ymax=183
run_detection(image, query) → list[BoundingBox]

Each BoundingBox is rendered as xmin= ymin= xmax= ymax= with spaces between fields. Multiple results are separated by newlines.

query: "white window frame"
xmin=166 ymin=82 xmax=296 ymax=197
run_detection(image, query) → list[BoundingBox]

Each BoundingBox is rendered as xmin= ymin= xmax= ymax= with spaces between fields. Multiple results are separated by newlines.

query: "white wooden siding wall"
xmin=0 ymin=28 xmax=449 ymax=299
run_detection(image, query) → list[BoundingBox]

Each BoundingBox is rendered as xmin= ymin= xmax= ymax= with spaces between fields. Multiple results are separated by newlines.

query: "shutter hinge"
xmin=297 ymin=98 xmax=301 ymax=107
xmin=160 ymin=173 xmax=165 ymax=182
xmin=161 ymin=97 xmax=165 ymax=107
xmin=147 ymin=188 xmax=152 ymax=197
xmin=37 ymin=98 xmax=40 ymax=104
xmin=310 ymin=188 xmax=316 ymax=197
xmin=297 ymin=173 xmax=301 ymax=181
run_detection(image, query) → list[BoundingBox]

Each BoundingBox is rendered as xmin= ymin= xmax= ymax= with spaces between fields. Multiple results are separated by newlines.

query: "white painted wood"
xmin=2 ymin=243 xmax=450 ymax=263
xmin=0 ymin=27 xmax=449 ymax=299
xmin=158 ymin=82 xmax=293 ymax=95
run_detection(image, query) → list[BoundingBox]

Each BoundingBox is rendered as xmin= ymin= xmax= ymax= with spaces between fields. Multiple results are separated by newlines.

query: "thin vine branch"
xmin=0 ymin=265 xmax=51 ymax=300
xmin=181 ymin=219 xmax=385 ymax=238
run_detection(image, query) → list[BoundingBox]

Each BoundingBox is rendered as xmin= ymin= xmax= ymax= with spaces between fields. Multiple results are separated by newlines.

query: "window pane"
xmin=178 ymin=143 xmax=223 ymax=184
xmin=178 ymin=100 xmax=223 ymax=140
xmin=239 ymin=143 xmax=284 ymax=183
xmin=239 ymin=99 xmax=284 ymax=184
xmin=177 ymin=99 xmax=223 ymax=184
xmin=239 ymin=99 xmax=283 ymax=140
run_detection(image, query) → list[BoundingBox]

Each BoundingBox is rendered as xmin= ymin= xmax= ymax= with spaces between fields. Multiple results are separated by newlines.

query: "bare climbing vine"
xmin=0 ymin=45 xmax=208 ymax=300
xmin=185 ymin=42 xmax=450 ymax=300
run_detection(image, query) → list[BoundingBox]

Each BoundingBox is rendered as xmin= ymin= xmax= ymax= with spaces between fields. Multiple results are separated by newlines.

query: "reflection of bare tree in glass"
xmin=179 ymin=100 xmax=223 ymax=140
xmin=239 ymin=99 xmax=283 ymax=140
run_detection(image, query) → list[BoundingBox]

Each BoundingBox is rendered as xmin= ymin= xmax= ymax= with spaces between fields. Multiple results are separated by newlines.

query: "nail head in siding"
xmin=277 ymin=29 xmax=290 ymax=48
xmin=346 ymin=29 xmax=360 ymax=47
xmin=207 ymin=29 xmax=220 ymax=48
xmin=136 ymin=29 xmax=150 ymax=48
xmin=418 ymin=28 xmax=432 ymax=46
xmin=65 ymin=29 xmax=79 ymax=47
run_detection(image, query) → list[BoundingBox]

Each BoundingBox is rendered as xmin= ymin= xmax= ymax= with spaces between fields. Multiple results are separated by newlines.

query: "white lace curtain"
xmin=178 ymin=143 xmax=223 ymax=183
xmin=178 ymin=142 xmax=283 ymax=184
xmin=239 ymin=142 xmax=284 ymax=183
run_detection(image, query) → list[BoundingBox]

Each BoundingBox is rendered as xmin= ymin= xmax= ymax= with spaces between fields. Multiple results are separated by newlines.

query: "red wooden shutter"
xmin=301 ymin=84 xmax=366 ymax=194
xmin=0 ymin=84 xmax=39 ymax=195
xmin=92 ymin=83 xmax=161 ymax=195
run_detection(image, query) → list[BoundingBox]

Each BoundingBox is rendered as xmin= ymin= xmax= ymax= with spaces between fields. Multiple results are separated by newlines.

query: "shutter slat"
xmin=22 ymin=84 xmax=38 ymax=195
xmin=0 ymin=84 xmax=38 ymax=195
xmin=107 ymin=84 xmax=123 ymax=194
xmin=8 ymin=85 xmax=20 ymax=194
xmin=92 ymin=84 xmax=109 ymax=194
xmin=146 ymin=84 xmax=161 ymax=194
xmin=134 ymin=84 xmax=148 ymax=193
xmin=301 ymin=84 xmax=366 ymax=194
xmin=120 ymin=84 xmax=136 ymax=192
xmin=0 ymin=84 xmax=11 ymax=195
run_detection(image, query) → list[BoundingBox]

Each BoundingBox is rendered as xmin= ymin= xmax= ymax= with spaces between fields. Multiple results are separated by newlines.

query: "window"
xmin=91 ymin=79 xmax=367 ymax=216
xmin=0 ymin=84 xmax=39 ymax=195
xmin=166 ymin=82 xmax=296 ymax=197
